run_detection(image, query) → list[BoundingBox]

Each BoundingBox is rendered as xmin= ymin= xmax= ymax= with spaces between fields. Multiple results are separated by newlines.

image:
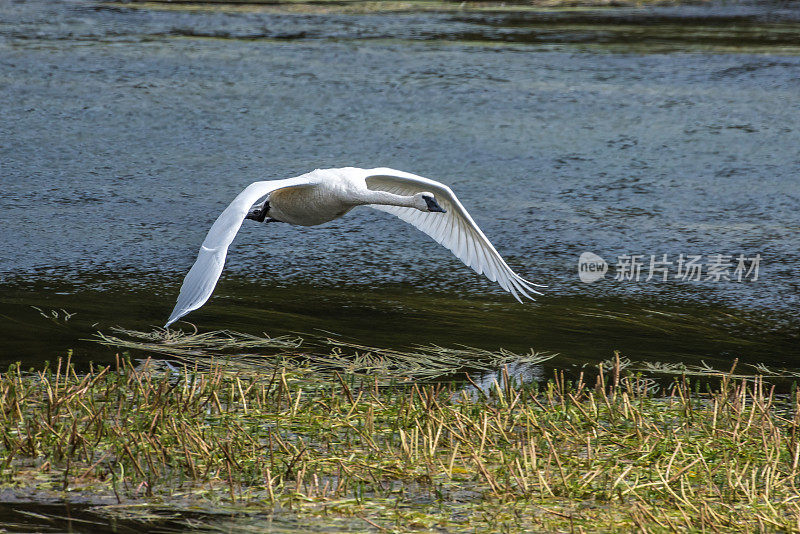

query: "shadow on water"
xmin=0 ymin=502 xmax=181 ymax=534
xmin=0 ymin=500 xmax=363 ymax=533
xmin=0 ymin=500 xmax=379 ymax=533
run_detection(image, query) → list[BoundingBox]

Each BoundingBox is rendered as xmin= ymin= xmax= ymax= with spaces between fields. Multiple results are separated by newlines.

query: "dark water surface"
xmin=1 ymin=0 xmax=799 ymax=377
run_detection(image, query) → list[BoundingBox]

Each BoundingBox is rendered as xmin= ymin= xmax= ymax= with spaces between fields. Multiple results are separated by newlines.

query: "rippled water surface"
xmin=1 ymin=0 xmax=799 ymax=379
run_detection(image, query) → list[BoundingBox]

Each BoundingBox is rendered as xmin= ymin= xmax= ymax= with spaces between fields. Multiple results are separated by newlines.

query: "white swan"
xmin=165 ymin=167 xmax=543 ymax=327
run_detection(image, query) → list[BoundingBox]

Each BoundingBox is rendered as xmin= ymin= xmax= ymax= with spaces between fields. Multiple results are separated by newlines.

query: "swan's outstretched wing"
xmin=361 ymin=167 xmax=544 ymax=302
xmin=165 ymin=176 xmax=315 ymax=327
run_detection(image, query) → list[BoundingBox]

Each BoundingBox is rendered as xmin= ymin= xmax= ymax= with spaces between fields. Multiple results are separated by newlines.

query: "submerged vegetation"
xmin=95 ymin=327 xmax=556 ymax=383
xmin=2 ymin=337 xmax=800 ymax=532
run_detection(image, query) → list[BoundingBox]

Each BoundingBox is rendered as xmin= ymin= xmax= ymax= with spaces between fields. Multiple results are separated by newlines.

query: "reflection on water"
xmin=0 ymin=0 xmax=798 ymax=375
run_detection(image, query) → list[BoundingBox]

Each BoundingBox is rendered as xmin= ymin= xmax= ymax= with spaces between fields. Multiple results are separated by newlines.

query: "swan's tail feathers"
xmin=164 ymin=246 xmax=227 ymax=328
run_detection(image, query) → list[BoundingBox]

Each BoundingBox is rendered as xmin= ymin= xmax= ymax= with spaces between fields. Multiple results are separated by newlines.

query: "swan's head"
xmin=414 ymin=192 xmax=447 ymax=213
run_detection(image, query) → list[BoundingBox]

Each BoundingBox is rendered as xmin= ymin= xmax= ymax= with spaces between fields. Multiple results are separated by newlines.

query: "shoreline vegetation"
xmin=2 ymin=331 xmax=800 ymax=532
xmin=107 ymin=0 xmax=715 ymax=15
xmin=96 ymin=0 xmax=800 ymax=54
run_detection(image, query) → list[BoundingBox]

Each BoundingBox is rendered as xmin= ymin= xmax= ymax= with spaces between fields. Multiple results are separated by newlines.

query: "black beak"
xmin=424 ymin=196 xmax=447 ymax=213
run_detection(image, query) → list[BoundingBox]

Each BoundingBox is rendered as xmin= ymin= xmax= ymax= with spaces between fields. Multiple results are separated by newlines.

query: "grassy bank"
xmin=108 ymin=0 xmax=709 ymax=16
xmin=1 ymin=350 xmax=800 ymax=532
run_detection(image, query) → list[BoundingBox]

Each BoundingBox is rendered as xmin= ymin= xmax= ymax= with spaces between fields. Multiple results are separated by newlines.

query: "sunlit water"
xmin=1 ymin=0 xmax=798 ymax=373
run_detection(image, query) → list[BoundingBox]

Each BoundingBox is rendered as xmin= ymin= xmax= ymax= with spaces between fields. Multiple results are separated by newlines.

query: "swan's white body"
xmin=165 ymin=167 xmax=543 ymax=327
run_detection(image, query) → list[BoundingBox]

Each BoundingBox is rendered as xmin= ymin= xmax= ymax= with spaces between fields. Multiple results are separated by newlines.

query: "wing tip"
xmin=506 ymin=274 xmax=546 ymax=302
xmin=164 ymin=316 xmax=179 ymax=329
xmin=164 ymin=307 xmax=188 ymax=328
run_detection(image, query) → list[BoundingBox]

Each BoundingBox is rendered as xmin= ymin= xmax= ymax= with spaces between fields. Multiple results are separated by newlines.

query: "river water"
xmin=1 ymin=0 xmax=799 ymax=377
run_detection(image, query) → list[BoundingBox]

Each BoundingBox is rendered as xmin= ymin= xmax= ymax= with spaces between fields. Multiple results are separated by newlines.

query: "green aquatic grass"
xmin=2 ymin=349 xmax=800 ymax=532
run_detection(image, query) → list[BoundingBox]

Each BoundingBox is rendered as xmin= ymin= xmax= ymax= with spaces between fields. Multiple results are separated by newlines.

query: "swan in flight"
xmin=165 ymin=167 xmax=543 ymax=327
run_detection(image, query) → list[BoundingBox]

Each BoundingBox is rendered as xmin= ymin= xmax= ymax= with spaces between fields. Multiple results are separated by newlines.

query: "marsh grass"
xmin=95 ymin=327 xmax=556 ymax=382
xmin=2 ymin=347 xmax=800 ymax=532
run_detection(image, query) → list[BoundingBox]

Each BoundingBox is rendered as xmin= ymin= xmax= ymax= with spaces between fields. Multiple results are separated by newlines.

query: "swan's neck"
xmin=356 ymin=190 xmax=419 ymax=209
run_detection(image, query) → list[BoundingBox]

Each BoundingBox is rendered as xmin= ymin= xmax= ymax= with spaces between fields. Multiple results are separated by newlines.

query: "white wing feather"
xmin=361 ymin=168 xmax=544 ymax=302
xmin=165 ymin=176 xmax=315 ymax=327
